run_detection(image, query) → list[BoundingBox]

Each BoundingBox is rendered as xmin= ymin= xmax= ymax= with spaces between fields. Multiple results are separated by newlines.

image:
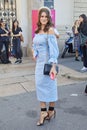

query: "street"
xmin=0 ymin=56 xmax=87 ymax=130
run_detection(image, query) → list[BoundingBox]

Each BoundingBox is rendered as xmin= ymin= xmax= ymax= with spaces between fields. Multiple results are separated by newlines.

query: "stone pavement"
xmin=0 ymin=57 xmax=87 ymax=130
xmin=0 ymin=56 xmax=86 ymax=97
xmin=0 ymin=82 xmax=87 ymax=130
xmin=59 ymin=57 xmax=87 ymax=81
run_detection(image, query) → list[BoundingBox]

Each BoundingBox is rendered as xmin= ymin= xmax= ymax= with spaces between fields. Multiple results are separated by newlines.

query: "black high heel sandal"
xmin=37 ymin=112 xmax=49 ymax=126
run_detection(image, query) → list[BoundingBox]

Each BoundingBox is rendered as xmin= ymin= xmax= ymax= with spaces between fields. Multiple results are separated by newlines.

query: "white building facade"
xmin=24 ymin=0 xmax=87 ymax=55
xmin=55 ymin=0 xmax=87 ymax=51
xmin=0 ymin=0 xmax=87 ymax=56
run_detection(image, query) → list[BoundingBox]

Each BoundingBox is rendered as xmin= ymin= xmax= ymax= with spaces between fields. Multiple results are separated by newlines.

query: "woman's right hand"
xmin=32 ymin=49 xmax=37 ymax=61
xmin=32 ymin=56 xmax=37 ymax=61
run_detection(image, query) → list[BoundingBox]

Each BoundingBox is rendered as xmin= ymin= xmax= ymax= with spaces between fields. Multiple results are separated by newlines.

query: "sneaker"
xmin=75 ymin=57 xmax=79 ymax=61
xmin=2 ymin=60 xmax=11 ymax=64
xmin=7 ymin=60 xmax=11 ymax=64
xmin=14 ymin=60 xmax=19 ymax=64
xmin=18 ymin=59 xmax=22 ymax=63
xmin=81 ymin=67 xmax=87 ymax=72
xmin=84 ymin=85 xmax=87 ymax=94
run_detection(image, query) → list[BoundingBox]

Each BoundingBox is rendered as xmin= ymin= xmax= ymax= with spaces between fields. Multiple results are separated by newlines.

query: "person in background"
xmin=0 ymin=19 xmax=11 ymax=64
xmin=72 ymin=20 xmax=80 ymax=61
xmin=84 ymin=85 xmax=87 ymax=95
xmin=32 ymin=7 xmax=59 ymax=126
xmin=12 ymin=19 xmax=23 ymax=64
xmin=78 ymin=14 xmax=87 ymax=72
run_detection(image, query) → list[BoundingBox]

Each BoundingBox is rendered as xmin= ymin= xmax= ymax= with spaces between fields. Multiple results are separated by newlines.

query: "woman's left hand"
xmin=50 ymin=64 xmax=57 ymax=79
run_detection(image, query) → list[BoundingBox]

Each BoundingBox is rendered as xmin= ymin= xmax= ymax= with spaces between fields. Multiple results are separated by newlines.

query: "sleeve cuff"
xmin=48 ymin=58 xmax=58 ymax=64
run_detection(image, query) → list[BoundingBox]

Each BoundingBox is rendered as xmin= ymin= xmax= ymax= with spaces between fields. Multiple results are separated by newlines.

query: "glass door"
xmin=0 ymin=0 xmax=16 ymax=28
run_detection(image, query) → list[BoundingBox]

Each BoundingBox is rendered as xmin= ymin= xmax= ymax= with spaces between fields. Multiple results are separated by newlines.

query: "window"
xmin=0 ymin=0 xmax=16 ymax=28
xmin=44 ymin=0 xmax=54 ymax=9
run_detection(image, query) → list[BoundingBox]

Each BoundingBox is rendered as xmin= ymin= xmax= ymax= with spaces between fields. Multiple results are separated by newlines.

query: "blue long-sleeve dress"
xmin=33 ymin=34 xmax=59 ymax=102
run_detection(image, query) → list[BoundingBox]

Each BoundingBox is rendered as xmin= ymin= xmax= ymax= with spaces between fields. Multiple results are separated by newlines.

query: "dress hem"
xmin=37 ymin=98 xmax=58 ymax=102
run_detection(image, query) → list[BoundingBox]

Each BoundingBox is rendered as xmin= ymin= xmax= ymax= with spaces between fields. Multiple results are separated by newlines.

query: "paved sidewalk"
xmin=59 ymin=57 xmax=87 ymax=80
xmin=0 ymin=57 xmax=87 ymax=130
xmin=0 ymin=81 xmax=87 ymax=130
xmin=0 ymin=57 xmax=86 ymax=97
xmin=60 ymin=64 xmax=87 ymax=80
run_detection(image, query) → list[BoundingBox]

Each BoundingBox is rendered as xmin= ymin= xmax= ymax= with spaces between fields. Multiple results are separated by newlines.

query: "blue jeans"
xmin=0 ymin=42 xmax=3 ymax=55
xmin=78 ymin=45 xmax=83 ymax=57
xmin=12 ymin=38 xmax=22 ymax=59
xmin=81 ymin=45 xmax=87 ymax=67
xmin=0 ymin=41 xmax=9 ymax=60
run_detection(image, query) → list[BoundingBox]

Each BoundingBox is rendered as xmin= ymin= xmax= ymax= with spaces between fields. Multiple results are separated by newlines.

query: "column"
xmin=16 ymin=0 xmax=29 ymax=57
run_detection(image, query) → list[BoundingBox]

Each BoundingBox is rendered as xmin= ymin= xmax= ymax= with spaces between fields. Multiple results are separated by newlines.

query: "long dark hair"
xmin=0 ymin=18 xmax=5 ymax=27
xmin=79 ymin=14 xmax=87 ymax=31
xmin=0 ymin=21 xmax=3 ymax=27
xmin=79 ymin=14 xmax=87 ymax=23
xmin=35 ymin=7 xmax=53 ymax=34
xmin=12 ymin=19 xmax=19 ymax=32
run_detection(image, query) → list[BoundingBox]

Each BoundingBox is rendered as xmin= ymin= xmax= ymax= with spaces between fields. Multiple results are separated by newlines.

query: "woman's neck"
xmin=1 ymin=26 xmax=5 ymax=29
xmin=14 ymin=26 xmax=17 ymax=30
xmin=38 ymin=25 xmax=47 ymax=34
xmin=41 ymin=25 xmax=45 ymax=31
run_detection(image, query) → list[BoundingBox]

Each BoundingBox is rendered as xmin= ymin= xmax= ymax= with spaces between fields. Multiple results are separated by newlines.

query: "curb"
xmin=59 ymin=64 xmax=87 ymax=81
xmin=61 ymin=73 xmax=87 ymax=81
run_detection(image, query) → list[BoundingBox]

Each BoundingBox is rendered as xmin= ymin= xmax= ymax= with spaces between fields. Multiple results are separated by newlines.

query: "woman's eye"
xmin=41 ymin=16 xmax=44 ymax=18
xmin=41 ymin=16 xmax=47 ymax=18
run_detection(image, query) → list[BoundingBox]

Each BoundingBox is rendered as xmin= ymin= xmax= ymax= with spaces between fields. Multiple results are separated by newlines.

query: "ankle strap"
xmin=41 ymin=108 xmax=47 ymax=111
xmin=49 ymin=107 xmax=54 ymax=111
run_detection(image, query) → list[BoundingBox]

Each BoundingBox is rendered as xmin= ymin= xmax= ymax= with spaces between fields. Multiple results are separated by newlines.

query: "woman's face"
xmin=40 ymin=12 xmax=48 ymax=26
xmin=1 ymin=22 xmax=5 ymax=27
xmin=79 ymin=16 xmax=83 ymax=23
xmin=14 ymin=21 xmax=18 ymax=27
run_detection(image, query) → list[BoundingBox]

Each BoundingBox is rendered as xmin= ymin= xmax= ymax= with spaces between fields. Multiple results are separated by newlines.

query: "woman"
xmin=12 ymin=20 xmax=23 ymax=64
xmin=72 ymin=20 xmax=80 ymax=61
xmin=78 ymin=14 xmax=87 ymax=72
xmin=0 ymin=19 xmax=11 ymax=64
xmin=32 ymin=7 xmax=59 ymax=126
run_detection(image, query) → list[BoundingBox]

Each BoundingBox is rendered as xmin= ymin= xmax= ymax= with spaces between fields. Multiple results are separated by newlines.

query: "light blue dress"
xmin=33 ymin=34 xmax=59 ymax=102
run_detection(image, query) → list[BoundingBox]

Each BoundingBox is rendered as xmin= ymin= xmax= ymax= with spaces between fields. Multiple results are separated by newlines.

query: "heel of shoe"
xmin=54 ymin=110 xmax=56 ymax=118
xmin=37 ymin=112 xmax=49 ymax=126
xmin=47 ymin=110 xmax=56 ymax=120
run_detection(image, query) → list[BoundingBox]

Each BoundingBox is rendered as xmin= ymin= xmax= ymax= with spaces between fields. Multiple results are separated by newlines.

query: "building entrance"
xmin=0 ymin=0 xmax=16 ymax=28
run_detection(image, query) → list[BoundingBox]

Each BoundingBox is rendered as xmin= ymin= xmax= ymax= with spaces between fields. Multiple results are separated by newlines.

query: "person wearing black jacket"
xmin=12 ymin=20 xmax=23 ymax=64
xmin=78 ymin=14 xmax=87 ymax=72
xmin=0 ymin=19 xmax=11 ymax=64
